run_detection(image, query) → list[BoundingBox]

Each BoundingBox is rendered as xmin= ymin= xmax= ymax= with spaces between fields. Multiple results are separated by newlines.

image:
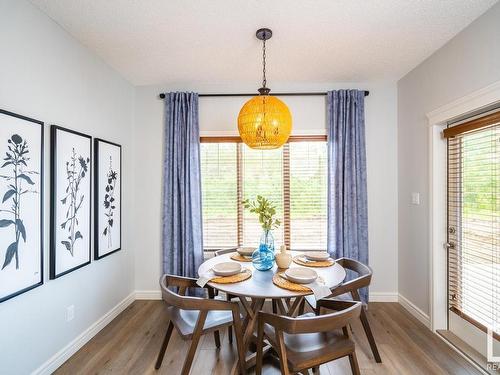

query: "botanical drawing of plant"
xmin=102 ymin=156 xmax=117 ymax=247
xmin=0 ymin=134 xmax=38 ymax=270
xmin=59 ymin=148 xmax=89 ymax=256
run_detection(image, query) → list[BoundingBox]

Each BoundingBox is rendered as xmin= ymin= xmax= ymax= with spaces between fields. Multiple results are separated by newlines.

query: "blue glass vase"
xmin=252 ymin=230 xmax=276 ymax=271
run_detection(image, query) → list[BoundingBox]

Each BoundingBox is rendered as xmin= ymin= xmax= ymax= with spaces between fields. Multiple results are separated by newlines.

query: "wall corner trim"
xmin=398 ymin=293 xmax=431 ymax=329
xmin=32 ymin=292 xmax=136 ymax=375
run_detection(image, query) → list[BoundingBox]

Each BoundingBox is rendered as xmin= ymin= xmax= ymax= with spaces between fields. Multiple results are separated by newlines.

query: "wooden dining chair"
xmin=303 ymin=257 xmax=382 ymax=363
xmin=214 ymin=247 xmax=238 ymax=256
xmin=213 ymin=247 xmax=239 ymax=343
xmin=256 ymin=299 xmax=362 ymax=375
xmin=155 ymin=274 xmax=246 ymax=375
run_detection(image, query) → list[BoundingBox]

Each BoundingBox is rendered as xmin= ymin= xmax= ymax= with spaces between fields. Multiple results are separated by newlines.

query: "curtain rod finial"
xmin=159 ymin=93 xmax=165 ymax=99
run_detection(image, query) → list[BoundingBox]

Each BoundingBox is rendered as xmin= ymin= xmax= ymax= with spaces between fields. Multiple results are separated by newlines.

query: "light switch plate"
xmin=411 ymin=192 xmax=421 ymax=205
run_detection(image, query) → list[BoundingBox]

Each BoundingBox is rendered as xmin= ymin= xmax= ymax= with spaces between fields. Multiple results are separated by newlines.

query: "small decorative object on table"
xmin=275 ymin=245 xmax=292 ymax=269
xmin=242 ymin=195 xmax=279 ymax=271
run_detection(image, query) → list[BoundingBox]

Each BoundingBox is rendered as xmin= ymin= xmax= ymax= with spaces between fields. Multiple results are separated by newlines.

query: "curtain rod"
xmin=158 ymin=91 xmax=369 ymax=99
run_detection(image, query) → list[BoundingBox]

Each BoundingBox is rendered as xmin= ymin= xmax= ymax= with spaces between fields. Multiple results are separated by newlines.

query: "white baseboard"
xmin=369 ymin=292 xmax=398 ymax=302
xmin=32 ymin=292 xmax=135 ymax=375
xmin=134 ymin=290 xmax=162 ymax=300
xmin=398 ymin=293 xmax=431 ymax=329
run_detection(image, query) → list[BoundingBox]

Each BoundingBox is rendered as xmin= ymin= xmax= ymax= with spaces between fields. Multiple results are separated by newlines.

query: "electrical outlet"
xmin=66 ymin=305 xmax=75 ymax=322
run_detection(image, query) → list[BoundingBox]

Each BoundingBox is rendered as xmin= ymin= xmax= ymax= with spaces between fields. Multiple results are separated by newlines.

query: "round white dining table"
xmin=198 ymin=251 xmax=346 ymax=299
xmin=197 ymin=250 xmax=346 ymax=374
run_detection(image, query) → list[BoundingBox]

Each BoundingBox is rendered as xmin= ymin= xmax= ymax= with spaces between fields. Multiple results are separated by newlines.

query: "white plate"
xmin=304 ymin=251 xmax=330 ymax=261
xmin=237 ymin=247 xmax=255 ymax=257
xmin=285 ymin=268 xmax=318 ymax=284
xmin=212 ymin=262 xmax=242 ymax=276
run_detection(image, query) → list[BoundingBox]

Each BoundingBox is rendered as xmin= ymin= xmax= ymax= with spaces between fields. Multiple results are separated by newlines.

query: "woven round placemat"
xmin=211 ymin=268 xmax=252 ymax=284
xmin=293 ymin=255 xmax=335 ymax=268
xmin=230 ymin=253 xmax=252 ymax=262
xmin=272 ymin=272 xmax=311 ymax=292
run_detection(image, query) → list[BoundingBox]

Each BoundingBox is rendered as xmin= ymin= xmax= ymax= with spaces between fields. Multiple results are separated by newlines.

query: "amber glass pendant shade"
xmin=238 ymin=95 xmax=292 ymax=149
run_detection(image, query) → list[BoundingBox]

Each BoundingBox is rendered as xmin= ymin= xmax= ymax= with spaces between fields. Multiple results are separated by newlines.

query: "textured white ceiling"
xmin=31 ymin=0 xmax=498 ymax=86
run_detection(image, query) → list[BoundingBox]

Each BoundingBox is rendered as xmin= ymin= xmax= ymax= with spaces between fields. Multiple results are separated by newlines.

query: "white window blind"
xmin=200 ymin=143 xmax=238 ymax=248
xmin=446 ymin=111 xmax=500 ymax=337
xmin=200 ymin=139 xmax=327 ymax=251
xmin=241 ymin=146 xmax=285 ymax=246
xmin=289 ymin=142 xmax=328 ymax=250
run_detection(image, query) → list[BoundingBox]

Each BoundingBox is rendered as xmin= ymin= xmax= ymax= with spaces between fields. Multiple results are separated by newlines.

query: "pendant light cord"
xmin=262 ymin=38 xmax=267 ymax=89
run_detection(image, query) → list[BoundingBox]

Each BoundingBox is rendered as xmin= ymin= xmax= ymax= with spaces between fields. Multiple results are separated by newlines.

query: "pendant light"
xmin=238 ymin=28 xmax=292 ymax=149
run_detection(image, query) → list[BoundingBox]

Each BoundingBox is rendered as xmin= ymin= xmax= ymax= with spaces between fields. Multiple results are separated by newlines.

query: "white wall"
xmin=398 ymin=2 xmax=500 ymax=315
xmin=134 ymin=81 xmax=399 ymax=299
xmin=0 ymin=1 xmax=135 ymax=373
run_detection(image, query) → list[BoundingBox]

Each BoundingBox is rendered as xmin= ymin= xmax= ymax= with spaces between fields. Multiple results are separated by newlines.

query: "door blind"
xmin=446 ymin=111 xmax=500 ymax=336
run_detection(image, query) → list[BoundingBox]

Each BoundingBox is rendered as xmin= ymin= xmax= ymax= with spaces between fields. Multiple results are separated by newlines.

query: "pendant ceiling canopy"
xmin=237 ymin=28 xmax=292 ymax=149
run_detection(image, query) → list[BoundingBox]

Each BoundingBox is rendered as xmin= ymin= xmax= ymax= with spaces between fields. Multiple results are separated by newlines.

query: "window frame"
xmin=200 ymin=135 xmax=327 ymax=252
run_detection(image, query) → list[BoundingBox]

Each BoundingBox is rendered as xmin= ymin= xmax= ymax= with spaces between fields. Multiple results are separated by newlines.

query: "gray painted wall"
xmin=0 ymin=1 xmax=135 ymax=373
xmin=398 ymin=2 xmax=500 ymax=314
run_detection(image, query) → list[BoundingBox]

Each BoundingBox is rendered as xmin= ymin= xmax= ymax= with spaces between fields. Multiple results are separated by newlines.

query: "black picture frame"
xmin=94 ymin=138 xmax=122 ymax=260
xmin=0 ymin=109 xmax=44 ymax=303
xmin=50 ymin=125 xmax=92 ymax=279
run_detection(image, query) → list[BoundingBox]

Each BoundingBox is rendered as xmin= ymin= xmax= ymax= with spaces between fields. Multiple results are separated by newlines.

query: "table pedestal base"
xmin=231 ymin=296 xmax=305 ymax=374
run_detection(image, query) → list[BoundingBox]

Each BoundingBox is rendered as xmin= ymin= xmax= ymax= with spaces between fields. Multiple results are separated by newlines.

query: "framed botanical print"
xmin=0 ymin=109 xmax=44 ymax=303
xmin=94 ymin=139 xmax=121 ymax=259
xmin=50 ymin=125 xmax=92 ymax=279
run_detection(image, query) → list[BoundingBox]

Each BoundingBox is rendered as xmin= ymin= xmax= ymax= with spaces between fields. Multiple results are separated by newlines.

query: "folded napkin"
xmin=304 ymin=280 xmax=331 ymax=301
xmin=297 ymin=255 xmax=332 ymax=264
xmin=196 ymin=270 xmax=216 ymax=287
xmin=280 ymin=274 xmax=331 ymax=301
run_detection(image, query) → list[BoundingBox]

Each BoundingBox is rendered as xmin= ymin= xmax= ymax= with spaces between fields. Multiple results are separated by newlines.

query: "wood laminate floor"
xmin=55 ymin=300 xmax=481 ymax=375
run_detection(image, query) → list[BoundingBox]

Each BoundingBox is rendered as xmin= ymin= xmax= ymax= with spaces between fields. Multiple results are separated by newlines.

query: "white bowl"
xmin=237 ymin=247 xmax=255 ymax=257
xmin=285 ymin=268 xmax=318 ymax=284
xmin=212 ymin=262 xmax=242 ymax=276
xmin=304 ymin=251 xmax=330 ymax=261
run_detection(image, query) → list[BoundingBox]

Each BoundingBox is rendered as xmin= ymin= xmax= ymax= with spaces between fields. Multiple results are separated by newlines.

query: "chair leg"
xmin=181 ymin=311 xmax=207 ymax=375
xmin=352 ymin=290 xmax=382 ymax=363
xmin=348 ymin=351 xmax=361 ymax=375
xmin=155 ymin=321 xmax=174 ymax=369
xmin=224 ymin=294 xmax=234 ymax=345
xmin=312 ymin=365 xmax=320 ymax=373
xmin=255 ymin=321 xmax=264 ymax=375
xmin=232 ymin=309 xmax=246 ymax=375
xmin=272 ymin=299 xmax=277 ymax=314
xmin=275 ymin=331 xmax=290 ymax=375
xmin=213 ymin=330 xmax=221 ymax=348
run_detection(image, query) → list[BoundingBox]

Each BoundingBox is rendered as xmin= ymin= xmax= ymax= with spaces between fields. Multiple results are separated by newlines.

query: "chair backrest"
xmin=159 ymin=274 xmax=234 ymax=312
xmin=331 ymin=258 xmax=372 ymax=297
xmin=259 ymin=300 xmax=361 ymax=334
xmin=214 ymin=247 xmax=238 ymax=257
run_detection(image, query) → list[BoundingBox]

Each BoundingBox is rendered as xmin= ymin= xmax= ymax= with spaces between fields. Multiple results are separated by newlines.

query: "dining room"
xmin=1 ymin=1 xmax=500 ymax=374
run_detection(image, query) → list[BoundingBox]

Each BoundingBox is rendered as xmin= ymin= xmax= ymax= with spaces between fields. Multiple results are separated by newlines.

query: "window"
xmin=445 ymin=110 xmax=500 ymax=337
xmin=200 ymin=137 xmax=327 ymax=251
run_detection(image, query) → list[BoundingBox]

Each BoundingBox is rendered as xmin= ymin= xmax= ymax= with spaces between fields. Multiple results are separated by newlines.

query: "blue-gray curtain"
xmin=327 ymin=90 xmax=369 ymax=302
xmin=162 ymin=92 xmax=204 ymax=278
